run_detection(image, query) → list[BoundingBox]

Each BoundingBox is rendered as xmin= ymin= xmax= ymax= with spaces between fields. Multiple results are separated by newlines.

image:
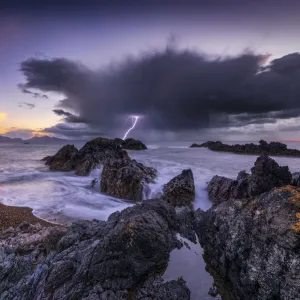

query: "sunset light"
xmin=0 ymin=112 xmax=7 ymax=122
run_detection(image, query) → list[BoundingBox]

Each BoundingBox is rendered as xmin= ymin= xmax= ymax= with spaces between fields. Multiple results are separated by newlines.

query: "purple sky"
xmin=1 ymin=1 xmax=300 ymax=141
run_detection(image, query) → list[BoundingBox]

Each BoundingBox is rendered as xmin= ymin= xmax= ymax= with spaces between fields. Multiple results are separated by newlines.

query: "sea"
xmin=2 ymin=140 xmax=300 ymax=299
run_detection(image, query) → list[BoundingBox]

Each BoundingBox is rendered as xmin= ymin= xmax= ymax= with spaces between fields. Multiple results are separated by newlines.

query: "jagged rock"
xmin=43 ymin=138 xmax=129 ymax=176
xmin=196 ymin=185 xmax=300 ymax=300
xmin=100 ymin=158 xmax=156 ymax=201
xmin=160 ymin=169 xmax=195 ymax=207
xmin=207 ymin=176 xmax=236 ymax=204
xmin=190 ymin=139 xmax=300 ymax=157
xmin=121 ymin=138 xmax=147 ymax=150
xmin=75 ymin=138 xmax=129 ymax=175
xmin=175 ymin=206 xmax=197 ymax=243
xmin=208 ymin=155 xmax=292 ymax=203
xmin=43 ymin=144 xmax=78 ymax=171
xmin=0 ymin=200 xmax=190 ymax=299
xmin=136 ymin=276 xmax=190 ymax=299
xmin=113 ymin=138 xmax=123 ymax=145
xmin=292 ymin=172 xmax=300 ymax=187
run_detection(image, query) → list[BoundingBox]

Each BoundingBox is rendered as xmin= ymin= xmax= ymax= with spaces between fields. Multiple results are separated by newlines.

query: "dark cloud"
xmin=19 ymin=48 xmax=300 ymax=137
xmin=53 ymin=109 xmax=86 ymax=123
xmin=18 ymin=102 xmax=35 ymax=109
xmin=18 ymin=84 xmax=48 ymax=99
xmin=42 ymin=123 xmax=106 ymax=140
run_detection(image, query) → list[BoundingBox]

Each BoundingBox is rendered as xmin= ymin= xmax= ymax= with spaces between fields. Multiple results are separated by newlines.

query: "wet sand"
xmin=0 ymin=202 xmax=54 ymax=230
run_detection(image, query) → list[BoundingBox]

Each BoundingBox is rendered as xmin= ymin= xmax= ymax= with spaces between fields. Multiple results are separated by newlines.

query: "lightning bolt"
xmin=123 ymin=116 xmax=139 ymax=140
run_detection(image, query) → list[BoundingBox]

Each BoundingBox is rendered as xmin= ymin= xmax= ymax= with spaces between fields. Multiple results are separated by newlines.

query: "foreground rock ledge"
xmin=190 ymin=139 xmax=300 ymax=157
xmin=0 ymin=199 xmax=191 ymax=299
xmin=196 ymin=185 xmax=300 ymax=300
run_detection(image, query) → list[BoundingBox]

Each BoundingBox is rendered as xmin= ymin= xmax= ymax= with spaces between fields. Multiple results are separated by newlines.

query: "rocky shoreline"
xmin=196 ymin=155 xmax=300 ymax=300
xmin=3 ymin=137 xmax=300 ymax=299
xmin=191 ymin=139 xmax=300 ymax=157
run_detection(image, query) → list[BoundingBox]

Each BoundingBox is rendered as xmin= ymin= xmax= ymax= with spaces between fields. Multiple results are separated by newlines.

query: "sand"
xmin=0 ymin=203 xmax=53 ymax=230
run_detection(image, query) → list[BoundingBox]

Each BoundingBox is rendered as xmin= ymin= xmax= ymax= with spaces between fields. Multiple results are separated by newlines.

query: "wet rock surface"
xmin=43 ymin=144 xmax=78 ymax=171
xmin=121 ymin=138 xmax=147 ymax=150
xmin=191 ymin=139 xmax=300 ymax=157
xmin=100 ymin=158 xmax=157 ymax=201
xmin=160 ymin=169 xmax=195 ymax=207
xmin=0 ymin=200 xmax=191 ymax=299
xmin=208 ymin=155 xmax=292 ymax=203
xmin=43 ymin=138 xmax=129 ymax=175
xmin=196 ymin=185 xmax=300 ymax=300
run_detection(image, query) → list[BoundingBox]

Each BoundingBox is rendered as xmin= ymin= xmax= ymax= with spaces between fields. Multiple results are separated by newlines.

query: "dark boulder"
xmin=207 ymin=176 xmax=236 ymax=204
xmin=292 ymin=172 xmax=300 ymax=187
xmin=160 ymin=169 xmax=195 ymax=207
xmin=43 ymin=144 xmax=78 ymax=171
xmin=0 ymin=199 xmax=190 ymax=299
xmin=136 ymin=276 xmax=190 ymax=299
xmin=196 ymin=185 xmax=300 ymax=300
xmin=208 ymin=155 xmax=292 ymax=203
xmin=247 ymin=154 xmax=292 ymax=196
xmin=75 ymin=137 xmax=129 ymax=175
xmin=113 ymin=138 xmax=123 ymax=145
xmin=100 ymin=158 xmax=157 ymax=201
xmin=43 ymin=138 xmax=129 ymax=176
xmin=121 ymin=138 xmax=147 ymax=150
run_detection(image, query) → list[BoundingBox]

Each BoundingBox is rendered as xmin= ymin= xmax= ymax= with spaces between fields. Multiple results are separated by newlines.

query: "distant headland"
xmin=190 ymin=139 xmax=300 ymax=157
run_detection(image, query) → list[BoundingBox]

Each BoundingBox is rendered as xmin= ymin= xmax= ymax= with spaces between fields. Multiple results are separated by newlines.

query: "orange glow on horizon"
xmin=0 ymin=127 xmax=51 ymax=138
xmin=30 ymin=131 xmax=51 ymax=138
xmin=0 ymin=112 xmax=7 ymax=122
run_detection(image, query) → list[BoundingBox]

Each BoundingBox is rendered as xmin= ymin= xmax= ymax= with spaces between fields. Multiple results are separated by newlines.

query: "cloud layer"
xmin=19 ymin=48 xmax=300 ymax=139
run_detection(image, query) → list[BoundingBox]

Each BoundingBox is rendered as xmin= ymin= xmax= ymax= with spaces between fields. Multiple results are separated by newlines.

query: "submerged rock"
xmin=43 ymin=138 xmax=129 ymax=176
xmin=0 ymin=199 xmax=190 ymax=299
xmin=208 ymin=155 xmax=292 ymax=203
xmin=196 ymin=185 xmax=300 ymax=300
xmin=161 ymin=169 xmax=195 ymax=207
xmin=100 ymin=158 xmax=157 ymax=201
xmin=190 ymin=139 xmax=300 ymax=157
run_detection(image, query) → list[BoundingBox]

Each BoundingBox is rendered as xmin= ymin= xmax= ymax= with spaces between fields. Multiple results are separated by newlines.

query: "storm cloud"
xmin=43 ymin=123 xmax=106 ymax=139
xmin=52 ymin=109 xmax=86 ymax=123
xmin=19 ymin=48 xmax=300 ymax=137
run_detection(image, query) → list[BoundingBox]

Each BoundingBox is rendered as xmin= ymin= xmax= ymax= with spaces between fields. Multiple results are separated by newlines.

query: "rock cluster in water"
xmin=191 ymin=139 xmax=300 ymax=157
xmin=195 ymin=155 xmax=300 ymax=300
xmin=43 ymin=137 xmax=147 ymax=176
xmin=43 ymin=138 xmax=129 ymax=175
xmin=208 ymin=155 xmax=292 ymax=203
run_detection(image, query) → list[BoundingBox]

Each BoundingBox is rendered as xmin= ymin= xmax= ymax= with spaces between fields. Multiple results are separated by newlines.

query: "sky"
xmin=1 ymin=0 xmax=300 ymax=141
